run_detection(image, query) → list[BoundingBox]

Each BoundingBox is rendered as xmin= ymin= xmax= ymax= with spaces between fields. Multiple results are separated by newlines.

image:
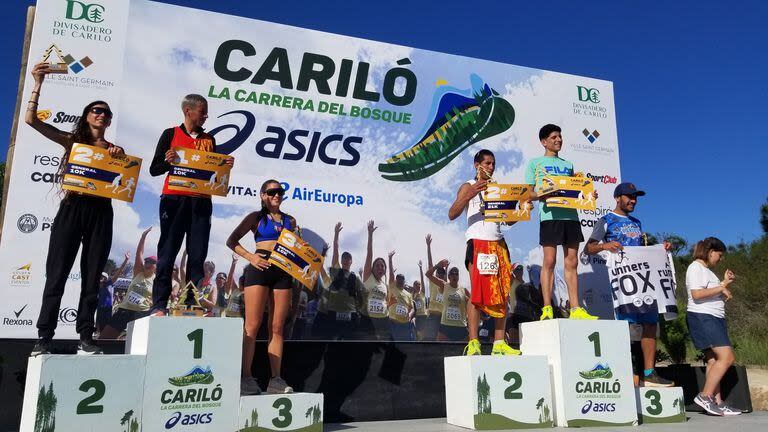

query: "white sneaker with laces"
xmin=267 ymin=377 xmax=294 ymax=394
xmin=718 ymin=402 xmax=742 ymax=416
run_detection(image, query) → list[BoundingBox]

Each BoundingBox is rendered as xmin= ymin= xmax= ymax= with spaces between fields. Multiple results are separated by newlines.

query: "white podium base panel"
xmin=20 ymin=355 xmax=145 ymax=432
xmin=238 ymin=393 xmax=324 ymax=432
xmin=127 ymin=316 xmax=243 ymax=432
xmin=444 ymin=356 xmax=554 ymax=430
xmin=520 ymin=320 xmax=637 ymax=427
xmin=635 ymin=387 xmax=686 ymax=424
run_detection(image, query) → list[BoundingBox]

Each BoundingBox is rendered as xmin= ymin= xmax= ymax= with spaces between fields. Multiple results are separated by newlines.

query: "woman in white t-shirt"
xmin=685 ymin=237 xmax=740 ymax=416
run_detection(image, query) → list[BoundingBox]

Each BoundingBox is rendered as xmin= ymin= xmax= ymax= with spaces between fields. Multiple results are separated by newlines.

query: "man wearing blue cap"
xmin=585 ymin=182 xmax=673 ymax=387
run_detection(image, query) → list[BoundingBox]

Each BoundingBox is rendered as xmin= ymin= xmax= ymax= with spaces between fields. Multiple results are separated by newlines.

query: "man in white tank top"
xmin=448 ymin=149 xmax=521 ymax=356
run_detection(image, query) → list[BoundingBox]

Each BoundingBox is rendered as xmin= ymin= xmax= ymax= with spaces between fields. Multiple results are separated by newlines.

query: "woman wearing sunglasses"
xmin=26 ymin=62 xmax=124 ymax=355
xmin=227 ymin=179 xmax=296 ymax=395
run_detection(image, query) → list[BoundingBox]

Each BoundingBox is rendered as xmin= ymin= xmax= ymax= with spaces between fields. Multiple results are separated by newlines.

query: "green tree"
xmin=760 ymin=197 xmax=768 ymax=235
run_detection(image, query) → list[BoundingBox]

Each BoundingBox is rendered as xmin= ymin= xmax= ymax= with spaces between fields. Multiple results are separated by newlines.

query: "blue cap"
xmin=613 ymin=182 xmax=646 ymax=198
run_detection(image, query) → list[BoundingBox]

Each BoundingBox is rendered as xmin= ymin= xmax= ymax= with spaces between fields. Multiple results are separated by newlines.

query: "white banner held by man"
xmin=606 ymin=245 xmax=677 ymax=317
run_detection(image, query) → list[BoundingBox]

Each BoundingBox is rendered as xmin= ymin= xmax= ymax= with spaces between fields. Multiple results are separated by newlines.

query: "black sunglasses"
xmin=90 ymin=107 xmax=113 ymax=118
xmin=265 ymin=188 xmax=285 ymax=197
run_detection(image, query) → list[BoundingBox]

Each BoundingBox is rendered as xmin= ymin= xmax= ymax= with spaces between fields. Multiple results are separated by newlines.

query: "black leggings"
xmin=37 ymin=195 xmax=113 ymax=339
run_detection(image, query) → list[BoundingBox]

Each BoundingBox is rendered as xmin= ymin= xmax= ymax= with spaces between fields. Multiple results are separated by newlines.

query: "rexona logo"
xmin=581 ymin=400 xmax=616 ymax=414
xmin=3 ymin=304 xmax=34 ymax=326
xmin=164 ymin=411 xmax=214 ymax=429
xmin=65 ymin=0 xmax=105 ymax=23
xmin=10 ymin=263 xmax=32 ymax=287
xmin=577 ymin=86 xmax=600 ymax=103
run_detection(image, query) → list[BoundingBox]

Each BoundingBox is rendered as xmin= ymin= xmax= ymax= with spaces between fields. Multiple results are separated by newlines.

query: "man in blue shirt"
xmin=585 ymin=182 xmax=673 ymax=387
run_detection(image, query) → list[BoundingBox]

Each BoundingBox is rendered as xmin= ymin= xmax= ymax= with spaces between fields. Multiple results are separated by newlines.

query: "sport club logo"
xmin=37 ymin=109 xmax=81 ymax=125
xmin=3 ymin=304 xmax=34 ymax=327
xmin=65 ymin=0 xmax=105 ymax=23
xmin=377 ymin=74 xmax=515 ymax=182
xmin=586 ymin=172 xmax=617 ymax=184
xmin=41 ymin=43 xmax=94 ymax=74
xmin=582 ymin=128 xmax=600 ymax=143
xmin=17 ymin=214 xmax=38 ymax=233
xmin=9 ymin=263 xmax=32 ymax=287
xmin=577 ymin=86 xmax=600 ymax=104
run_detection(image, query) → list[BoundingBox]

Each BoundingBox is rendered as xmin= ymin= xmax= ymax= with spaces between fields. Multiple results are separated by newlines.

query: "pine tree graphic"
xmin=89 ymin=8 xmax=103 ymax=22
xmin=34 ymin=382 xmax=56 ymax=432
xmin=476 ymin=374 xmax=492 ymax=414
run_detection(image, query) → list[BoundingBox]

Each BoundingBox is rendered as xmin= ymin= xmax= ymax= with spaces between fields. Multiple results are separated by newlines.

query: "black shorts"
xmin=539 ymin=220 xmax=584 ymax=246
xmin=243 ymin=250 xmax=292 ymax=289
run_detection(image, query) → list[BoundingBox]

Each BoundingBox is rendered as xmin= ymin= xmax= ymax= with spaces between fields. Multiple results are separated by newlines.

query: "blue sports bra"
xmin=254 ymin=212 xmax=293 ymax=242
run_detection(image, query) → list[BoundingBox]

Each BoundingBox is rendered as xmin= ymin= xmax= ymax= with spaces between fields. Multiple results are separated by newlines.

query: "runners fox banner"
xmin=605 ymin=245 xmax=678 ymax=317
xmin=268 ymin=230 xmax=324 ymax=290
xmin=168 ymin=148 xmax=232 ymax=197
xmin=62 ymin=143 xmax=142 ymax=202
xmin=482 ymin=184 xmax=533 ymax=222
xmin=0 ymin=0 xmax=621 ymax=339
xmin=540 ymin=176 xmax=597 ymax=211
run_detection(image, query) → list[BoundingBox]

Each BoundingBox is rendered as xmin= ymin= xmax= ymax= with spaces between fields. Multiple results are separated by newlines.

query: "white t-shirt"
xmin=685 ymin=260 xmax=724 ymax=318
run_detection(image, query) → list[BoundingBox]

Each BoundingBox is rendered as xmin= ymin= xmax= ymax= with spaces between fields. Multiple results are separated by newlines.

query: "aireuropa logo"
xmin=164 ymin=411 xmax=214 ymax=429
xmin=582 ymin=128 xmax=600 ymax=143
xmin=577 ymin=86 xmax=600 ymax=104
xmin=65 ymin=0 xmax=105 ymax=23
xmin=17 ymin=214 xmax=39 ymax=233
xmin=10 ymin=263 xmax=32 ymax=287
xmin=2 ymin=304 xmax=34 ymax=327
xmin=58 ymin=307 xmax=77 ymax=325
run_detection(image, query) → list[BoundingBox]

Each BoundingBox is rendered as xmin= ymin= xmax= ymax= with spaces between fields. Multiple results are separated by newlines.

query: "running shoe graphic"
xmin=168 ymin=366 xmax=214 ymax=386
xmin=579 ymin=363 xmax=613 ymax=379
xmin=378 ymin=74 xmax=515 ymax=182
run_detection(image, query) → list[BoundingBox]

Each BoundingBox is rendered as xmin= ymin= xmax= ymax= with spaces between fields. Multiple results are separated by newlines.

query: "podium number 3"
xmin=588 ymin=332 xmax=602 ymax=357
xmin=272 ymin=397 xmax=293 ymax=427
xmin=187 ymin=329 xmax=203 ymax=359
xmin=76 ymin=379 xmax=105 ymax=415
xmin=503 ymin=372 xmax=522 ymax=400
xmin=645 ymin=390 xmax=662 ymax=415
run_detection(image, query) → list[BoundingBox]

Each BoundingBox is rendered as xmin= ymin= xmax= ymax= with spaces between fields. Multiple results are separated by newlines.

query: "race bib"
xmin=476 ymin=253 xmax=499 ymax=276
xmin=367 ymin=298 xmax=386 ymax=314
xmin=127 ymin=291 xmax=147 ymax=306
xmin=445 ymin=306 xmax=462 ymax=322
xmin=395 ymin=304 xmax=408 ymax=317
xmin=435 ymin=293 xmax=444 ymax=304
xmin=415 ymin=300 xmax=423 ymax=310
xmin=336 ymin=312 xmax=352 ymax=321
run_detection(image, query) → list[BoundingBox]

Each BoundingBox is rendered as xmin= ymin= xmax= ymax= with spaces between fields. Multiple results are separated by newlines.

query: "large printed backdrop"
xmin=0 ymin=0 xmax=621 ymax=338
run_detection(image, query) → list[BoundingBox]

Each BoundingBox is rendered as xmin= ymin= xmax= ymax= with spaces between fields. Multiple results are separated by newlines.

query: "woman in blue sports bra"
xmin=227 ymin=179 xmax=297 ymax=396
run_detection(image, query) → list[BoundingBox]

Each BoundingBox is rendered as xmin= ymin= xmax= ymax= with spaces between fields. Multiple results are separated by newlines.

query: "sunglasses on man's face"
xmin=90 ymin=107 xmax=113 ymax=118
xmin=265 ymin=188 xmax=285 ymax=197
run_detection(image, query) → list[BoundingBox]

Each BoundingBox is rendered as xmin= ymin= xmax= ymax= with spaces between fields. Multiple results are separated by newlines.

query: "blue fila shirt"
xmin=525 ymin=156 xmax=578 ymax=221
xmin=589 ymin=212 xmax=644 ymax=246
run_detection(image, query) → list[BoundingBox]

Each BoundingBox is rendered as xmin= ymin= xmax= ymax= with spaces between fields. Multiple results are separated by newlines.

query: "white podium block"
xmin=635 ymin=387 xmax=686 ymax=424
xmin=127 ymin=316 xmax=243 ymax=432
xmin=20 ymin=355 xmax=145 ymax=432
xmin=520 ymin=320 xmax=637 ymax=427
xmin=444 ymin=356 xmax=554 ymax=430
xmin=238 ymin=393 xmax=324 ymax=432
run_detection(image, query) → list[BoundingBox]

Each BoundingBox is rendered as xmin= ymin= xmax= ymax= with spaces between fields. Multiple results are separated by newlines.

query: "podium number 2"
xmin=645 ymin=390 xmax=662 ymax=415
xmin=588 ymin=332 xmax=602 ymax=357
xmin=272 ymin=397 xmax=293 ymax=427
xmin=503 ymin=372 xmax=522 ymax=400
xmin=76 ymin=379 xmax=105 ymax=414
xmin=187 ymin=329 xmax=203 ymax=359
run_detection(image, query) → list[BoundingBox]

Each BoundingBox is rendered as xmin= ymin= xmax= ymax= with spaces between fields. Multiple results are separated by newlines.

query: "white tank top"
xmin=465 ymin=179 xmax=502 ymax=241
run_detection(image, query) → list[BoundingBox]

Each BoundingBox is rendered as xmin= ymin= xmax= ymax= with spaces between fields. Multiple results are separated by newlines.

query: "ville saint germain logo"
xmin=65 ymin=0 xmax=105 ymax=23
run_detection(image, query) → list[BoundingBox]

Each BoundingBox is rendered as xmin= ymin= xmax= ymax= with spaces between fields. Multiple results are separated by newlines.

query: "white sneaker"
xmin=240 ymin=377 xmax=262 ymax=395
xmin=267 ymin=377 xmax=293 ymax=394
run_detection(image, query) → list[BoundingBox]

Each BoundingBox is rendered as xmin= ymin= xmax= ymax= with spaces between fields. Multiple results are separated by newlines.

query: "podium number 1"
xmin=187 ymin=329 xmax=203 ymax=359
xmin=588 ymin=332 xmax=602 ymax=357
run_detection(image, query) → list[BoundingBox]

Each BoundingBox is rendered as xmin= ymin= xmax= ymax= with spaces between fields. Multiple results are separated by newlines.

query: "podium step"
xmin=20 ymin=355 xmax=145 ymax=432
xmin=238 ymin=393 xmax=324 ymax=432
xmin=444 ymin=356 xmax=554 ymax=430
xmin=520 ymin=319 xmax=638 ymax=427
xmin=636 ymin=387 xmax=686 ymax=424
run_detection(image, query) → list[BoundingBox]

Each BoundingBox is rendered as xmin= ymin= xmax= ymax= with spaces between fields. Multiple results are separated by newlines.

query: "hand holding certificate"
xmin=537 ymin=175 xmax=597 ymax=211
xmin=482 ymin=184 xmax=534 ymax=222
xmin=268 ymin=230 xmax=324 ymax=290
xmin=62 ymin=143 xmax=142 ymax=202
xmin=167 ymin=147 xmax=233 ymax=196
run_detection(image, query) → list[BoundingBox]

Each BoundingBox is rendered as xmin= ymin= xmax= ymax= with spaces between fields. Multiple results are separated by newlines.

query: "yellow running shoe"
xmin=539 ymin=305 xmax=553 ymax=320
xmin=491 ymin=341 xmax=521 ymax=356
xmin=463 ymin=338 xmax=482 ymax=356
xmin=569 ymin=307 xmax=598 ymax=320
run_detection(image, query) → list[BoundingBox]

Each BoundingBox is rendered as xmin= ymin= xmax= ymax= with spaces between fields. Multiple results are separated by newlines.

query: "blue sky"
xmin=2 ymin=0 xmax=766 ymax=247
